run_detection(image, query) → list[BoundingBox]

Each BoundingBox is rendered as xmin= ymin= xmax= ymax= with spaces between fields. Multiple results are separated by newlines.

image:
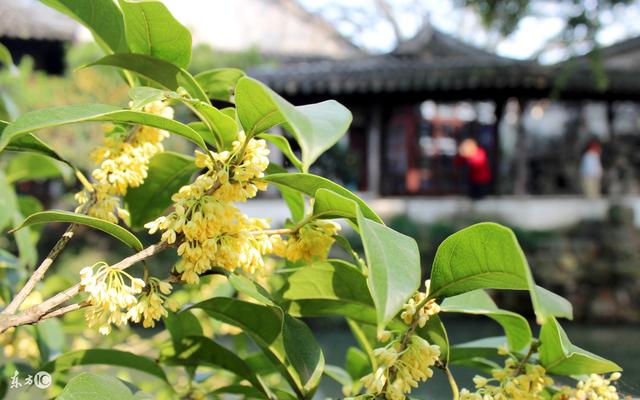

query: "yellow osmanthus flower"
xmin=80 ymin=262 xmax=145 ymax=335
xmin=193 ymin=131 xmax=270 ymax=203
xmin=400 ymin=280 xmax=440 ymax=327
xmin=75 ymin=101 xmax=174 ymax=223
xmin=128 ymin=277 xmax=172 ymax=328
xmin=553 ymin=373 xmax=622 ymax=400
xmin=0 ymin=328 xmax=39 ymax=359
xmin=272 ymin=219 xmax=341 ymax=263
xmin=146 ymin=133 xmax=277 ymax=283
xmin=460 ymin=359 xmax=554 ymax=400
xmin=361 ymin=335 xmax=441 ymax=400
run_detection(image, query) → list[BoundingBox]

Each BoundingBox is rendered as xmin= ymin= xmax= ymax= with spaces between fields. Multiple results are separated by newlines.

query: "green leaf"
xmin=164 ymin=310 xmax=202 ymax=352
xmin=263 ymin=173 xmax=382 ymax=223
xmin=190 ymin=297 xmax=322 ymax=398
xmin=357 ymin=208 xmax=420 ymax=331
xmin=128 ymin=87 xmax=167 ymax=110
xmin=279 ymin=260 xmax=376 ymax=325
xmin=165 ymin=336 xmax=272 ymax=398
xmin=0 ymin=103 xmax=207 ymax=152
xmin=58 ymin=373 xmax=135 ymax=400
xmin=0 ymin=249 xmax=19 ymax=269
xmin=41 ymin=0 xmax=128 ymax=53
xmin=313 ymin=188 xmax=359 ymax=221
xmin=17 ymin=196 xmax=44 ymax=220
xmin=195 ymin=68 xmax=246 ymax=102
xmin=119 ymin=0 xmax=192 ymax=68
xmin=0 ymin=42 xmax=14 ymax=67
xmin=441 ymin=290 xmax=532 ymax=352
xmin=1 ymin=120 xmax=72 ymax=166
xmin=35 ymin=318 xmax=65 ymax=362
xmin=539 ymin=317 xmax=621 ymax=375
xmin=229 ymin=273 xmax=276 ymax=306
xmin=235 ymin=77 xmax=351 ymax=171
xmin=429 ymin=223 xmax=529 ymax=298
xmin=209 ymin=385 xmax=265 ymax=399
xmin=88 ymin=54 xmax=209 ymax=102
xmin=531 ymin=285 xmax=573 ymax=324
xmin=345 ymin=347 xmax=371 ymax=380
xmin=6 ymin=153 xmax=72 ymax=183
xmin=449 ymin=336 xmax=512 ymax=365
xmin=13 ymin=211 xmax=143 ymax=251
xmin=282 ymin=188 xmax=305 ymax=222
xmin=12 ymin=209 xmax=37 ymax=267
xmin=265 ymin=164 xmax=305 ymax=222
xmin=124 ymin=152 xmax=198 ymax=229
xmin=188 ymin=121 xmax=216 ymax=148
xmin=0 ymin=171 xmax=38 ymax=267
xmin=191 ymin=102 xmax=238 ymax=149
xmin=0 ymin=172 xmax=17 ymax=231
xmin=258 ymin=133 xmax=302 ymax=171
xmin=429 ymin=222 xmax=573 ymax=323
xmin=6 ymin=133 xmax=70 ymax=165
xmin=42 ymin=349 xmax=168 ymax=382
xmin=324 ymin=365 xmax=353 ymax=392
xmin=346 ymin=319 xmax=378 ymax=370
xmin=282 ymin=315 xmax=325 ymax=395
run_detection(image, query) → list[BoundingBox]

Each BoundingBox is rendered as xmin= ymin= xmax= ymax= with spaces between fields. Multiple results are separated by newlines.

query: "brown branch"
xmin=40 ymin=301 xmax=89 ymax=321
xmin=0 ymin=242 xmax=169 ymax=333
xmin=3 ymin=224 xmax=78 ymax=314
xmin=3 ymin=198 xmax=95 ymax=315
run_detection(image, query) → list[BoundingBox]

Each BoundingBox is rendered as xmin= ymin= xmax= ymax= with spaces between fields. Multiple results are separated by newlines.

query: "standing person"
xmin=455 ymin=138 xmax=492 ymax=199
xmin=580 ymin=140 xmax=603 ymax=198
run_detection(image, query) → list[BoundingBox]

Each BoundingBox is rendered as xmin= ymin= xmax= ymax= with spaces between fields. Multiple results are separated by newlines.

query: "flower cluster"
xmin=0 ymin=328 xmax=39 ymax=359
xmin=128 ymin=277 xmax=173 ymax=328
xmin=75 ymin=101 xmax=174 ymax=223
xmin=460 ymin=358 xmax=553 ymax=400
xmin=554 ymin=373 xmax=622 ymax=400
xmin=146 ymin=133 xmax=277 ymax=283
xmin=80 ymin=263 xmax=145 ymax=335
xmin=461 ymin=356 xmax=623 ymax=400
xmin=272 ymin=219 xmax=341 ymax=263
xmin=361 ymin=335 xmax=441 ymax=400
xmin=193 ymin=131 xmax=269 ymax=202
xmin=400 ymin=280 xmax=440 ymax=327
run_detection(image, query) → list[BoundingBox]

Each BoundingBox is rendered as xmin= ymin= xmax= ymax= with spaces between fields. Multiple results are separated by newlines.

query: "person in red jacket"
xmin=455 ymin=138 xmax=492 ymax=199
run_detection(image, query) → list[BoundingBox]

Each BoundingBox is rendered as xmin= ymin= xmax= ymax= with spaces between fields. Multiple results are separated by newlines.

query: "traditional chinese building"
xmin=0 ymin=0 xmax=77 ymax=74
xmin=251 ymin=26 xmax=640 ymax=201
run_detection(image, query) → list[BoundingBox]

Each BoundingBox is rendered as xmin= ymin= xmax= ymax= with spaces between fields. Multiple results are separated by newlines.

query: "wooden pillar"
xmin=367 ymin=105 xmax=383 ymax=195
xmin=606 ymin=101 xmax=615 ymax=143
xmin=493 ymin=99 xmax=506 ymax=196
xmin=514 ymin=98 xmax=528 ymax=196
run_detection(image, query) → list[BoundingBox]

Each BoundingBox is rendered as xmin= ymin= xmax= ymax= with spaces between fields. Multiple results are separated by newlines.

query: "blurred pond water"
xmin=314 ymin=316 xmax=640 ymax=399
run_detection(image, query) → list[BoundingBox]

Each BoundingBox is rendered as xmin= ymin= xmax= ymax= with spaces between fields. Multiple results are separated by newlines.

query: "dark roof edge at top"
xmin=392 ymin=24 xmax=515 ymax=62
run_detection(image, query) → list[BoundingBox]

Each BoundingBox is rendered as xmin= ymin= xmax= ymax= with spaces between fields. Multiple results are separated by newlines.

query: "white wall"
xmin=239 ymin=196 xmax=640 ymax=230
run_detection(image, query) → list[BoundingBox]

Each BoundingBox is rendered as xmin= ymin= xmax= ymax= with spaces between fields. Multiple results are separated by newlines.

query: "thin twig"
xmin=515 ymin=340 xmax=539 ymax=375
xmin=40 ymin=301 xmax=89 ymax=322
xmin=3 ymin=199 xmax=94 ymax=315
xmin=436 ymin=359 xmax=460 ymax=400
xmin=3 ymin=224 xmax=78 ymax=314
xmin=0 ymin=242 xmax=169 ymax=333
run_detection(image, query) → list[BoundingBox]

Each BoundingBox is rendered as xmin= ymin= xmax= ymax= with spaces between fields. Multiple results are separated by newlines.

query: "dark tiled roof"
xmin=0 ymin=0 xmax=77 ymax=41
xmin=250 ymin=56 xmax=548 ymax=96
xmin=249 ymin=28 xmax=640 ymax=99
